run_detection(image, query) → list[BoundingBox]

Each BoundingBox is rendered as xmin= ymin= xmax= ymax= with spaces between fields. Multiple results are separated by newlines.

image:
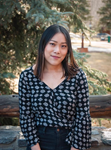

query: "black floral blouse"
xmin=19 ymin=66 xmax=91 ymax=150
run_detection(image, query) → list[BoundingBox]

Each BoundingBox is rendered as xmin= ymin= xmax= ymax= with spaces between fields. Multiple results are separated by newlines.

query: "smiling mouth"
xmin=51 ymin=55 xmax=60 ymax=59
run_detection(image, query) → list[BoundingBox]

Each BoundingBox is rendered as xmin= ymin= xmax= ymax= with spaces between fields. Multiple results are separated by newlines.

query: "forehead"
xmin=50 ymin=33 xmax=66 ymax=42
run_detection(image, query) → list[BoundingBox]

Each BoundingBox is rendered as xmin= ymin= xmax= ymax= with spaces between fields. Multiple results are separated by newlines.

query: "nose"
xmin=54 ymin=45 xmax=60 ymax=53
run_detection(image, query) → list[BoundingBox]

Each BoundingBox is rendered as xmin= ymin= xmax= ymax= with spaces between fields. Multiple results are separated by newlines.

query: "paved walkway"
xmin=72 ymin=40 xmax=111 ymax=53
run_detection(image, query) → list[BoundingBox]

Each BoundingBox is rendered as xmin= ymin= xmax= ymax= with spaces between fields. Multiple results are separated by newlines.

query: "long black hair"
xmin=34 ymin=24 xmax=79 ymax=79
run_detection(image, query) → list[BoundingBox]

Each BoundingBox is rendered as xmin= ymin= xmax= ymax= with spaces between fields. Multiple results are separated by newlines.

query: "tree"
xmin=1 ymin=0 xmax=110 ymax=96
xmin=0 ymin=0 xmax=91 ymax=95
xmin=74 ymin=51 xmax=111 ymax=95
xmin=0 ymin=0 xmax=71 ymax=94
xmin=98 ymin=0 xmax=111 ymax=30
xmin=54 ymin=0 xmax=91 ymax=33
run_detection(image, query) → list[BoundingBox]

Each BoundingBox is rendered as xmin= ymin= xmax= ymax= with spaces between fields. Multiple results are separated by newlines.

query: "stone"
xmin=101 ymin=128 xmax=111 ymax=145
xmin=0 ymin=126 xmax=20 ymax=145
xmin=0 ymin=125 xmax=20 ymax=131
xmin=18 ymin=132 xmax=27 ymax=147
xmin=0 ymin=125 xmax=111 ymax=150
xmin=0 ymin=131 xmax=17 ymax=144
xmin=0 ymin=148 xmax=15 ymax=150
xmin=91 ymin=137 xmax=99 ymax=147
xmin=91 ymin=126 xmax=106 ymax=146
xmin=92 ymin=126 xmax=106 ymax=131
xmin=92 ymin=130 xmax=99 ymax=135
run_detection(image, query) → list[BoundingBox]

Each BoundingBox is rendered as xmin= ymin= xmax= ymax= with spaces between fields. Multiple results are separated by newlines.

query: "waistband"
xmin=37 ymin=126 xmax=71 ymax=133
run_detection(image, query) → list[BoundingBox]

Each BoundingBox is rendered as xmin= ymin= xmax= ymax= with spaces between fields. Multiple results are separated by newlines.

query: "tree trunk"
xmin=0 ymin=95 xmax=111 ymax=118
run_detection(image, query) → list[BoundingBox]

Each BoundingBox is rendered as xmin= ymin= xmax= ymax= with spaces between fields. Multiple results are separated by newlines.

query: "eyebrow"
xmin=50 ymin=40 xmax=67 ymax=44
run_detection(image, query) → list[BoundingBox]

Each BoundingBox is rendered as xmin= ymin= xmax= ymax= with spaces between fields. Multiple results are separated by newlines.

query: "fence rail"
xmin=0 ymin=95 xmax=111 ymax=118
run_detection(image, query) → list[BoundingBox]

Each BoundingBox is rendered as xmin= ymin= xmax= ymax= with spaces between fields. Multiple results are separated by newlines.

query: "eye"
xmin=61 ymin=45 xmax=67 ymax=48
xmin=50 ymin=43 xmax=55 ymax=46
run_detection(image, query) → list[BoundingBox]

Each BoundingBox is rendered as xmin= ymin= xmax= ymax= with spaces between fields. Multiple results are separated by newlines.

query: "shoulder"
xmin=77 ymin=68 xmax=86 ymax=76
xmin=19 ymin=66 xmax=33 ymax=80
xmin=69 ymin=68 xmax=87 ymax=83
xmin=75 ymin=68 xmax=87 ymax=81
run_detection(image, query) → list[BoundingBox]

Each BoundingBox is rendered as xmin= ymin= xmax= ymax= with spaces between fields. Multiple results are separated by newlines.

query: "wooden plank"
xmin=0 ymin=95 xmax=19 ymax=117
xmin=90 ymin=95 xmax=111 ymax=118
xmin=0 ymin=95 xmax=111 ymax=118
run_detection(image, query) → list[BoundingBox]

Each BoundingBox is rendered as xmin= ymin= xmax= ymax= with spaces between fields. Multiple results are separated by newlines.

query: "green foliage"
xmin=0 ymin=117 xmax=19 ymax=126
xmin=25 ymin=0 xmax=72 ymax=30
xmin=56 ymin=0 xmax=91 ymax=33
xmin=74 ymin=50 xmax=111 ymax=95
xmin=97 ymin=0 xmax=111 ymax=30
xmin=2 ymin=0 xmax=109 ymax=96
xmin=0 ymin=0 xmax=91 ymax=95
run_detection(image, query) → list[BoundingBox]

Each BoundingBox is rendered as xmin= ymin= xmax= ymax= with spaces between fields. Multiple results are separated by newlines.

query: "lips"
xmin=51 ymin=55 xmax=60 ymax=59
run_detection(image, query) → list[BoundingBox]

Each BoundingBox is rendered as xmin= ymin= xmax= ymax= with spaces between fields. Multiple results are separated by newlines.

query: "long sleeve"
xmin=65 ymin=69 xmax=91 ymax=150
xmin=19 ymin=71 xmax=39 ymax=147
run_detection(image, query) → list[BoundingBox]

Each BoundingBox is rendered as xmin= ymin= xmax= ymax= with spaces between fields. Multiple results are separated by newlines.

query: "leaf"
xmin=27 ymin=24 xmax=31 ymax=29
xmin=62 ymin=12 xmax=74 ymax=15
xmin=48 ymin=18 xmax=52 ymax=22
xmin=32 ymin=14 xmax=37 ymax=17
xmin=26 ymin=12 xmax=30 ymax=18
xmin=35 ymin=16 xmax=39 ymax=23
xmin=2 ymin=72 xmax=16 ymax=78
xmin=39 ymin=14 xmax=44 ymax=19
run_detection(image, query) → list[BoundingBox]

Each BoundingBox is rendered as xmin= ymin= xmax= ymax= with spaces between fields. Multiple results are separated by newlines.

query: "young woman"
xmin=19 ymin=24 xmax=91 ymax=150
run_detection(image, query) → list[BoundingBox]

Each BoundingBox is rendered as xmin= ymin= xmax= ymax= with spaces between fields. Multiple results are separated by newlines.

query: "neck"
xmin=44 ymin=64 xmax=63 ymax=73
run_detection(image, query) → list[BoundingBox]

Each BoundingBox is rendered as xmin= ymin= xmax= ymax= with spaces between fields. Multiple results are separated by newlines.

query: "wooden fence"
xmin=0 ymin=95 xmax=111 ymax=118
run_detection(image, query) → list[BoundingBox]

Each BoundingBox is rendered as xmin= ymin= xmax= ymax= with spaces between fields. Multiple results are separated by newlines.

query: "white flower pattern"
xmin=19 ymin=66 xmax=91 ymax=149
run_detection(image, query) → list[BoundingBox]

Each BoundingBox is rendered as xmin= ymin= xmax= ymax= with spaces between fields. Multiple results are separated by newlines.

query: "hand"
xmin=31 ymin=143 xmax=41 ymax=150
xmin=70 ymin=147 xmax=79 ymax=150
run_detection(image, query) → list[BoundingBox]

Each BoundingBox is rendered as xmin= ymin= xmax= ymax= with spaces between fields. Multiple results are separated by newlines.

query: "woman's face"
xmin=44 ymin=32 xmax=68 ymax=68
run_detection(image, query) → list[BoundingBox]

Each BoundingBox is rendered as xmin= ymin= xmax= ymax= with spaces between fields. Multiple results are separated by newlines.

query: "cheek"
xmin=44 ymin=44 xmax=53 ymax=54
xmin=62 ymin=50 xmax=68 ymax=58
xmin=44 ymin=51 xmax=49 ymax=60
xmin=44 ymin=46 xmax=50 ymax=57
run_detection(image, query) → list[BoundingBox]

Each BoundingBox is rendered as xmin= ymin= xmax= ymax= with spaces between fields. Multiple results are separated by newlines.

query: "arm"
xmin=66 ymin=69 xmax=91 ymax=150
xmin=31 ymin=143 xmax=41 ymax=150
xmin=19 ymin=71 xmax=40 ymax=148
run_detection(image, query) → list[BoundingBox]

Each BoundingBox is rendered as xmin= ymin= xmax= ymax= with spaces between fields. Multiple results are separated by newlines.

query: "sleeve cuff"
xmin=65 ymin=115 xmax=91 ymax=150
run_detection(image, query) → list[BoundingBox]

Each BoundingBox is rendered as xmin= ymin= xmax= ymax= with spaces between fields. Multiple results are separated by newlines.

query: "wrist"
xmin=31 ymin=143 xmax=41 ymax=150
xmin=71 ymin=147 xmax=79 ymax=150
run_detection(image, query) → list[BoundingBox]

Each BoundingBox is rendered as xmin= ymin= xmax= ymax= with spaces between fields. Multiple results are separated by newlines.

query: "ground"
xmin=92 ymin=118 xmax=111 ymax=128
xmin=86 ymin=52 xmax=111 ymax=81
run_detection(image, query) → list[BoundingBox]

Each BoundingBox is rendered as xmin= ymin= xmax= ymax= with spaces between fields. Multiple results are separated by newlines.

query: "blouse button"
xmin=57 ymin=128 xmax=60 ymax=132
